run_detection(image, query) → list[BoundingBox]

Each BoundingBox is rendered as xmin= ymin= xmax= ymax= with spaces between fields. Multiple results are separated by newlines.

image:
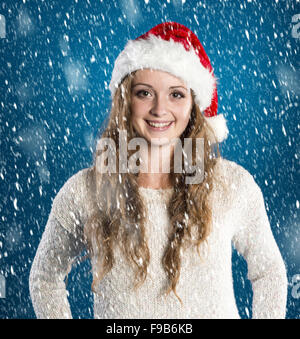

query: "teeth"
xmin=147 ymin=121 xmax=172 ymax=127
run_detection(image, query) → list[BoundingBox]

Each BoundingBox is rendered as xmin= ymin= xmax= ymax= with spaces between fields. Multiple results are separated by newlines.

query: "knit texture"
xmin=29 ymin=157 xmax=287 ymax=319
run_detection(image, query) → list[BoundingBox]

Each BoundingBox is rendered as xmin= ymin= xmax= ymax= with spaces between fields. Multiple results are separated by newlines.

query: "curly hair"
xmin=84 ymin=72 xmax=226 ymax=304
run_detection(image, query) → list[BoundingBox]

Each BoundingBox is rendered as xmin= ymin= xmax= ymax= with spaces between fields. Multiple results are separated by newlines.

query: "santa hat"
xmin=109 ymin=22 xmax=229 ymax=143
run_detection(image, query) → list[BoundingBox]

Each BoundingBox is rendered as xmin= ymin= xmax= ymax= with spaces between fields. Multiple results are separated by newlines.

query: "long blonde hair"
xmin=84 ymin=72 xmax=225 ymax=303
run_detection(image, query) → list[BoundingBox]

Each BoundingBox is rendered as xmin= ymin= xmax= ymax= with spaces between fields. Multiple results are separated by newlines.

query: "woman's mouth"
xmin=145 ymin=120 xmax=174 ymax=131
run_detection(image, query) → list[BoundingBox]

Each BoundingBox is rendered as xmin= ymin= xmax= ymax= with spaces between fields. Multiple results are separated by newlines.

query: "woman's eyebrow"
xmin=132 ymin=83 xmax=187 ymax=91
xmin=169 ymin=86 xmax=188 ymax=91
xmin=132 ymin=83 xmax=153 ymax=88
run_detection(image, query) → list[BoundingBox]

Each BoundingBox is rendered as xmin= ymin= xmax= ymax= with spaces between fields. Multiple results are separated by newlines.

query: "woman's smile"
xmin=145 ymin=120 xmax=174 ymax=131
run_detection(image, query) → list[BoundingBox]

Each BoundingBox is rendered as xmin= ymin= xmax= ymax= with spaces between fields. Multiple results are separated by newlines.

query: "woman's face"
xmin=130 ymin=69 xmax=193 ymax=146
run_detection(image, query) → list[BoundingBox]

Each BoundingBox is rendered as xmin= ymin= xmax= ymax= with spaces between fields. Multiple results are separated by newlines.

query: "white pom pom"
xmin=204 ymin=114 xmax=229 ymax=144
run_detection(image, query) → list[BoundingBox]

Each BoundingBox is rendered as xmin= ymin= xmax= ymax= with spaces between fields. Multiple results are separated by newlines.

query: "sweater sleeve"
xmin=29 ymin=169 xmax=89 ymax=319
xmin=231 ymin=165 xmax=288 ymax=319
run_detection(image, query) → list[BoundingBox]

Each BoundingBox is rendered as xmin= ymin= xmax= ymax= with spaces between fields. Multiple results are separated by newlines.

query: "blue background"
xmin=0 ymin=0 xmax=299 ymax=319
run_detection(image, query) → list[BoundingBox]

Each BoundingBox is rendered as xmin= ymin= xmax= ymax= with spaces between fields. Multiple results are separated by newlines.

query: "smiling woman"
xmin=29 ymin=22 xmax=287 ymax=319
xmin=131 ymin=69 xmax=192 ymax=142
xmin=130 ymin=69 xmax=194 ymax=188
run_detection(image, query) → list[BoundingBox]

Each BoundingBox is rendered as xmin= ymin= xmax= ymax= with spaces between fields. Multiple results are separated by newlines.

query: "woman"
xmin=29 ymin=22 xmax=287 ymax=319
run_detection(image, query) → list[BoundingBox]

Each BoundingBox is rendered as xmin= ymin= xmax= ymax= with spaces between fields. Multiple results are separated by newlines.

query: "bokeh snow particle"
xmin=275 ymin=65 xmax=300 ymax=97
xmin=16 ymin=7 xmax=35 ymax=37
xmin=120 ymin=0 xmax=141 ymax=26
xmin=64 ymin=60 xmax=89 ymax=95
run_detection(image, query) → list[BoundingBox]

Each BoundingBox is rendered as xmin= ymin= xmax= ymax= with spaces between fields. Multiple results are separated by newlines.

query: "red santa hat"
xmin=109 ymin=22 xmax=229 ymax=143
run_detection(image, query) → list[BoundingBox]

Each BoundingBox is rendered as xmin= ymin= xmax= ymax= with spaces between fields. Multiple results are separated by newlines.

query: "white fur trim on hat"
xmin=204 ymin=114 xmax=229 ymax=144
xmin=109 ymin=35 xmax=215 ymax=113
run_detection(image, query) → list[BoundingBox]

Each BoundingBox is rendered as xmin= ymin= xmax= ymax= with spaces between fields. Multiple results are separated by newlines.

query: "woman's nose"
xmin=150 ymin=95 xmax=168 ymax=117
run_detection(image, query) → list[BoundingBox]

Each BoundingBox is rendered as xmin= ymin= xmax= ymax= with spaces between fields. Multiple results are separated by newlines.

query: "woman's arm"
xmin=232 ymin=165 xmax=288 ymax=319
xmin=29 ymin=216 xmax=85 ymax=318
xmin=29 ymin=169 xmax=89 ymax=319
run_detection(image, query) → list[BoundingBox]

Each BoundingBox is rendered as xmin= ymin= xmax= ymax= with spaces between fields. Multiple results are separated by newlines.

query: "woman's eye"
xmin=136 ymin=90 xmax=151 ymax=97
xmin=171 ymin=92 xmax=184 ymax=99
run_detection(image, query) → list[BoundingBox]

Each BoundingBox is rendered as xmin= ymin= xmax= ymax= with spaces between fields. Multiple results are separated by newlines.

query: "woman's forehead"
xmin=132 ymin=69 xmax=189 ymax=88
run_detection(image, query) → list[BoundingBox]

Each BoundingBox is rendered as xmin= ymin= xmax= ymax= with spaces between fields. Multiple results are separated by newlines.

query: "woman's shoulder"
xmin=52 ymin=167 xmax=94 ymax=203
xmin=213 ymin=157 xmax=260 ymax=194
xmin=61 ymin=167 xmax=93 ymax=189
xmin=215 ymin=156 xmax=247 ymax=174
xmin=212 ymin=157 xmax=265 ymax=220
xmin=50 ymin=167 xmax=96 ymax=232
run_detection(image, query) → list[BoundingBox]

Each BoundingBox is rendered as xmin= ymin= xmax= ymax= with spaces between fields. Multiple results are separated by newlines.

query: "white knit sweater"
xmin=29 ymin=157 xmax=287 ymax=319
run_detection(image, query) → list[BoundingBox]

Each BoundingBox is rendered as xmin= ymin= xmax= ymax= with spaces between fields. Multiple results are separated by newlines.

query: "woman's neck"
xmin=136 ymin=142 xmax=174 ymax=189
xmin=137 ymin=172 xmax=172 ymax=189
